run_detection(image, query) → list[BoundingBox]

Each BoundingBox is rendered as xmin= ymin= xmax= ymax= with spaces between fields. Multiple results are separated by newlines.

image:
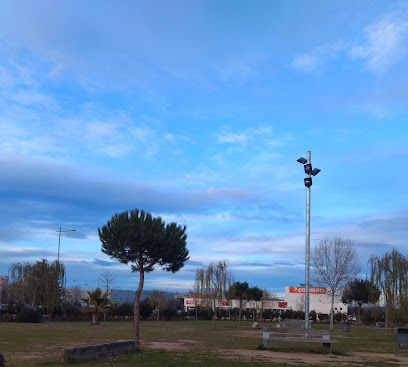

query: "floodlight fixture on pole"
xmin=311 ymin=168 xmax=321 ymax=176
xmin=304 ymin=177 xmax=312 ymax=187
xmin=57 ymin=227 xmax=76 ymax=264
xmin=304 ymin=164 xmax=312 ymax=175
xmin=297 ymin=157 xmax=307 ymax=164
xmin=297 ymin=151 xmax=320 ymax=336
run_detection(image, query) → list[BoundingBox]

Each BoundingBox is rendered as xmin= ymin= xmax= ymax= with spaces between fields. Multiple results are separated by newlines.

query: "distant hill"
xmin=111 ymin=289 xmax=175 ymax=303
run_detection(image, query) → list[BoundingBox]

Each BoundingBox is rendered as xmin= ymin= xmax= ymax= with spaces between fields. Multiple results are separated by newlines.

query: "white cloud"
xmin=217 ymin=131 xmax=251 ymax=145
xmin=0 ymin=65 xmax=15 ymax=88
xmin=11 ymin=91 xmax=56 ymax=108
xmin=164 ymin=131 xmax=193 ymax=144
xmin=83 ymin=121 xmax=133 ymax=157
xmin=129 ymin=126 xmax=161 ymax=157
xmin=212 ymin=59 xmax=259 ymax=83
xmin=215 ymin=125 xmax=281 ymax=146
xmin=291 ymin=41 xmax=345 ymax=73
xmin=350 ymin=15 xmax=408 ymax=74
xmin=181 ymin=167 xmax=219 ymax=187
xmin=86 ymin=121 xmax=121 ymax=138
xmin=291 ymin=14 xmax=408 ymax=76
xmin=206 ymin=187 xmax=253 ymax=200
xmin=292 ymin=54 xmax=320 ymax=72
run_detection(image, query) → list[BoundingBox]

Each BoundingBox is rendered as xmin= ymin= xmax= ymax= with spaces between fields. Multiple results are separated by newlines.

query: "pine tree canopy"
xmin=98 ymin=209 xmax=189 ymax=273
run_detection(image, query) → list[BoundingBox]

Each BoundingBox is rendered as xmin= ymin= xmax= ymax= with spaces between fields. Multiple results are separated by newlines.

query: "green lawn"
xmin=0 ymin=320 xmax=406 ymax=366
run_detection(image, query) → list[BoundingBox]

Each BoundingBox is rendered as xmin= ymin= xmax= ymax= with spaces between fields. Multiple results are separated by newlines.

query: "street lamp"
xmin=297 ymin=151 xmax=320 ymax=334
xmin=57 ymin=227 xmax=76 ymax=264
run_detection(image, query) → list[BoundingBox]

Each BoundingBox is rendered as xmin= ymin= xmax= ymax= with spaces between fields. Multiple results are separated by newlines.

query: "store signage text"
xmin=289 ymin=286 xmax=326 ymax=294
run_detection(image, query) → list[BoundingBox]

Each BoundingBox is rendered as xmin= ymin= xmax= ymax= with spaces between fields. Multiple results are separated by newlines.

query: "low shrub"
xmin=15 ymin=308 xmax=42 ymax=323
xmin=256 ymin=343 xmax=267 ymax=350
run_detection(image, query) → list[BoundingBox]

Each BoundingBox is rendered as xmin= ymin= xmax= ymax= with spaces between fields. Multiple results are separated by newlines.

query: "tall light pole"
xmin=54 ymin=227 xmax=76 ymax=311
xmin=57 ymin=227 xmax=76 ymax=264
xmin=297 ymin=151 xmax=320 ymax=334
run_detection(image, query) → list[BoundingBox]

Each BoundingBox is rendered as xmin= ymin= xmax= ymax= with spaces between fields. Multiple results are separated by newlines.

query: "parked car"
xmin=348 ymin=315 xmax=357 ymax=323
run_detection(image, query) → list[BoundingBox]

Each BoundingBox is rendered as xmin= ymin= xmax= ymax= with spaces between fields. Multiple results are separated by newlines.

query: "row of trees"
xmin=1 ymin=287 xmax=185 ymax=324
xmin=8 ymin=259 xmax=65 ymax=314
xmin=342 ymin=278 xmax=380 ymax=327
xmin=312 ymin=237 xmax=408 ymax=335
xmin=6 ymin=261 xmax=118 ymax=316
xmin=226 ymin=281 xmax=264 ymax=326
xmin=6 ymin=209 xmax=408 ymax=341
xmin=192 ymin=260 xmax=267 ymax=328
xmin=194 ymin=259 xmax=231 ymax=329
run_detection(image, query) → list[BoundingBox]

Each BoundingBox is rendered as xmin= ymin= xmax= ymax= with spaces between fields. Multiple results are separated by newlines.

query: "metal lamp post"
xmin=297 ymin=151 xmax=320 ymax=334
xmin=57 ymin=227 xmax=76 ymax=264
xmin=54 ymin=227 xmax=76 ymax=311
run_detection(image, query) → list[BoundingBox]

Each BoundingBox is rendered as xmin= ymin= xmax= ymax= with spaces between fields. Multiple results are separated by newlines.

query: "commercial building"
xmin=283 ymin=286 xmax=345 ymax=315
xmin=180 ymin=286 xmax=346 ymax=317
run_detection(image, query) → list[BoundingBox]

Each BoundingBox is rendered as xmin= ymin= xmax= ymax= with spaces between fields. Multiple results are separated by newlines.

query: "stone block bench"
xmin=263 ymin=326 xmax=336 ymax=353
xmin=62 ymin=340 xmax=139 ymax=363
xmin=276 ymin=319 xmax=304 ymax=328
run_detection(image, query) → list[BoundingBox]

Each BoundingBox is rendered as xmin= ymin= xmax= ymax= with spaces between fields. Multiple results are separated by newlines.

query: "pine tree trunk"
xmin=133 ymin=266 xmax=145 ymax=341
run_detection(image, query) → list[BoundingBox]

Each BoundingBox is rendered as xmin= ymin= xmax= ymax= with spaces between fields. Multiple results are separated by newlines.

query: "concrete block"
xmin=62 ymin=340 xmax=139 ymax=363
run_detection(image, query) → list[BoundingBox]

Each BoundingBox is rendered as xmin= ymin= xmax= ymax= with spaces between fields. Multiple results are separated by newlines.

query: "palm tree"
xmin=82 ymin=288 xmax=110 ymax=325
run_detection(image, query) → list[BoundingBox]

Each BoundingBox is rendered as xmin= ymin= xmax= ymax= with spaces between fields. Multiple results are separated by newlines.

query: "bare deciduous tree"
xmin=311 ymin=237 xmax=361 ymax=330
xmin=196 ymin=259 xmax=233 ymax=329
xmin=149 ymin=290 xmax=168 ymax=321
xmin=192 ymin=268 xmax=202 ymax=320
xmin=98 ymin=270 xmax=117 ymax=292
xmin=260 ymin=289 xmax=277 ymax=322
xmin=98 ymin=270 xmax=117 ymax=321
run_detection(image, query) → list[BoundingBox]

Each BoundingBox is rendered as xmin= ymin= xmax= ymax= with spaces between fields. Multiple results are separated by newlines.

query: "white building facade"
xmin=284 ymin=286 xmax=345 ymax=315
xmin=181 ymin=286 xmax=346 ymax=316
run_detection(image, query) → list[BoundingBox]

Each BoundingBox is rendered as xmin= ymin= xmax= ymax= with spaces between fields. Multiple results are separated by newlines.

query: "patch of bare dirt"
xmin=217 ymin=349 xmax=408 ymax=366
xmin=142 ymin=341 xmax=191 ymax=352
xmin=143 ymin=339 xmax=408 ymax=365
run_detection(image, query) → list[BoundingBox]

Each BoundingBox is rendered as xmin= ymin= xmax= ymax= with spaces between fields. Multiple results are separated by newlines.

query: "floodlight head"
xmin=311 ymin=168 xmax=321 ymax=176
xmin=304 ymin=177 xmax=312 ymax=187
xmin=304 ymin=164 xmax=312 ymax=175
xmin=297 ymin=157 xmax=307 ymax=164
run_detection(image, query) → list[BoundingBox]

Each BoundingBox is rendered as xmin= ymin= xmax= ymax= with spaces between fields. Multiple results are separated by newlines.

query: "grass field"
xmin=0 ymin=320 xmax=407 ymax=366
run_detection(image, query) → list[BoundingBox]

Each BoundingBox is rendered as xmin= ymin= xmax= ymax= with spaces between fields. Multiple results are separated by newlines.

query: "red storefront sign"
xmin=185 ymin=299 xmax=208 ymax=306
xmin=289 ymin=286 xmax=326 ymax=294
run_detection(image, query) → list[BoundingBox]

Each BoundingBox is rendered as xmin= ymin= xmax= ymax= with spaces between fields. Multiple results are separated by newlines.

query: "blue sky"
xmin=1 ymin=1 xmax=408 ymax=297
